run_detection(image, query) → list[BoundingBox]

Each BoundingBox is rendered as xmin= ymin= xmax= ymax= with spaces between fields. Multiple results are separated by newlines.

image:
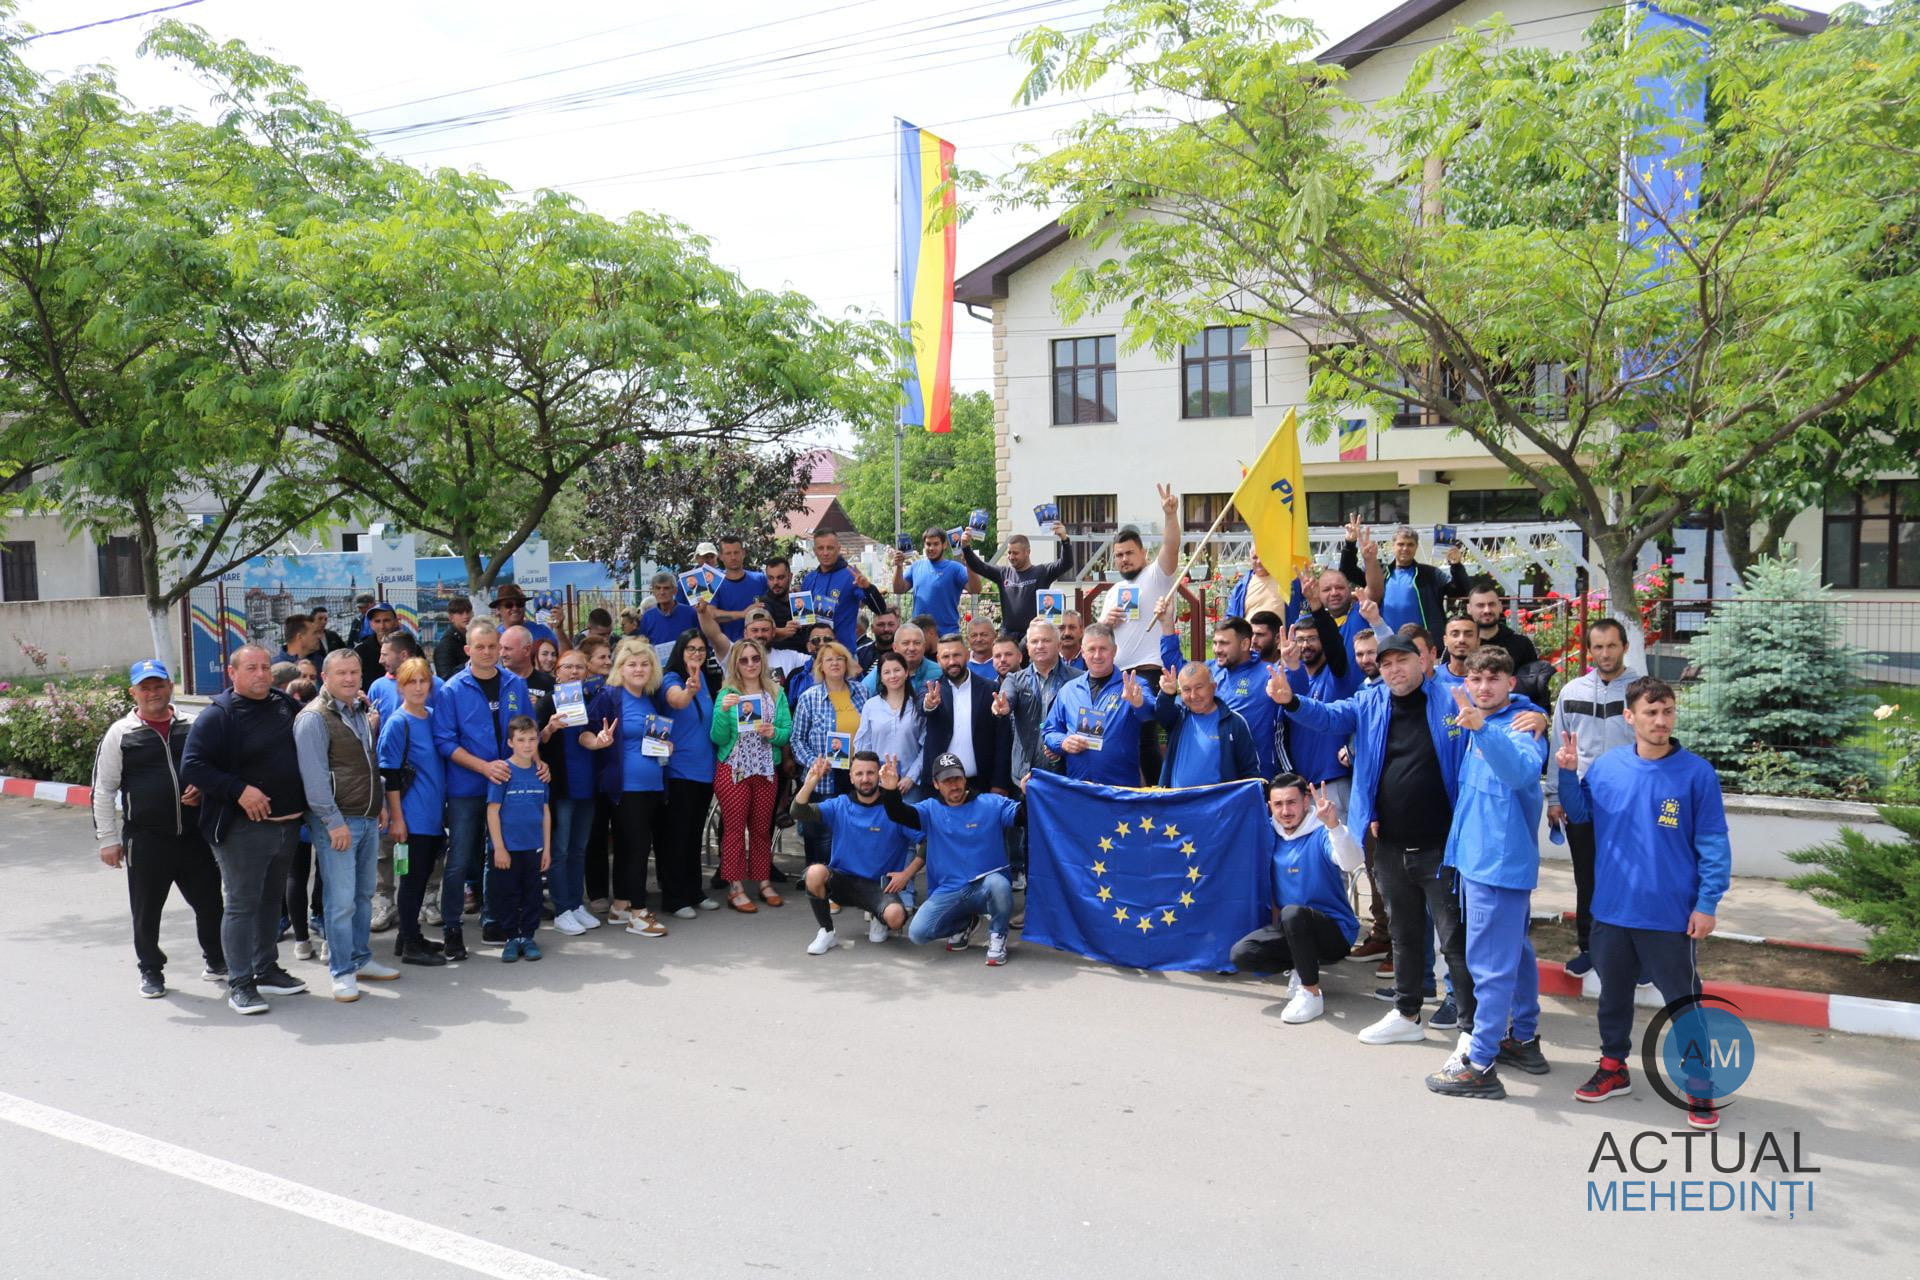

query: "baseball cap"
xmin=694 ymin=540 xmax=719 ymax=557
xmin=931 ymin=752 xmax=967 ymax=782
xmin=1375 ymin=634 xmax=1421 ymax=658
xmin=129 ymin=658 xmax=170 ymax=684
xmin=366 ymin=600 xmax=397 ymax=617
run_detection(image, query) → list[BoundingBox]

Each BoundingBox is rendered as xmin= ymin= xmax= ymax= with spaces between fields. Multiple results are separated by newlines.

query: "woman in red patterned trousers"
xmin=708 ymin=638 xmax=792 ymax=913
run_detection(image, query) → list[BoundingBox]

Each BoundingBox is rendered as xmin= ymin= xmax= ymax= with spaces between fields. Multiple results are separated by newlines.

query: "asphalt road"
xmin=2 ymin=796 xmax=1915 ymax=1279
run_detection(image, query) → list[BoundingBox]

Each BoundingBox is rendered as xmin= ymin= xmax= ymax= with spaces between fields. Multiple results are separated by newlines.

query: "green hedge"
xmin=0 ymin=682 xmax=130 ymax=786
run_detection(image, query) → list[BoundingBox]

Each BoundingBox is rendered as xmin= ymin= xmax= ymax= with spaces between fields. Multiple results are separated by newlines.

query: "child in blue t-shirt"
xmin=487 ymin=715 xmax=551 ymax=962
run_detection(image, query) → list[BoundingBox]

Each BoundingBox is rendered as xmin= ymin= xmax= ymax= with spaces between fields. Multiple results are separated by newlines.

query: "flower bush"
xmin=0 ymin=681 xmax=129 ymax=785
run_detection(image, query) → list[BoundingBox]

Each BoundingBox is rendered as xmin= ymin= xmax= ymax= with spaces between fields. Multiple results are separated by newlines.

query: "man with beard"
xmin=793 ymin=753 xmax=919 ymax=954
xmin=1467 ymin=578 xmax=1540 ymax=670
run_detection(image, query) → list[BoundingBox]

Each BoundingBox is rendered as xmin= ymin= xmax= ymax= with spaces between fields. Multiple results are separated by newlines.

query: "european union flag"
xmin=1023 ymin=772 xmax=1270 ymax=972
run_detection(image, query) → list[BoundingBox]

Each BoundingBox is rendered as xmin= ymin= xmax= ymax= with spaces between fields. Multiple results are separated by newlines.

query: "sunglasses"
xmin=739 ymin=655 xmax=762 ymax=665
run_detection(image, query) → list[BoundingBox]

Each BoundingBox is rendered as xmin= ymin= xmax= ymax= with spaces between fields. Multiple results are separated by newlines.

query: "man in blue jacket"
xmin=1559 ymin=675 xmax=1731 ymax=1131
xmin=1160 ymin=613 xmax=1281 ymax=780
xmin=802 ymin=530 xmax=885 ymax=654
xmin=1153 ymin=662 xmax=1260 ymax=787
xmin=1042 ymin=624 xmax=1157 ymax=787
xmin=1270 ymin=633 xmax=1471 ymax=1047
xmin=1367 ymin=526 xmax=1469 ymax=634
xmin=430 ymin=618 xmax=537 ymax=960
xmin=1425 ymin=649 xmax=1551 ymax=1101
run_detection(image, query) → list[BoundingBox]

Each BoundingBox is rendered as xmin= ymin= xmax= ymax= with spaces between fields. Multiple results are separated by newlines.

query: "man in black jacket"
xmin=1466 ymin=578 xmax=1541 ymax=669
xmin=91 ymin=660 xmax=226 ymax=999
xmin=433 ymin=596 xmax=472 ymax=681
xmin=354 ymin=600 xmax=401 ymax=687
xmin=1367 ymin=525 xmax=1469 ymax=634
xmin=959 ymin=521 xmax=1076 ymax=640
xmin=920 ymin=634 xmax=1012 ymax=794
xmin=181 ymin=644 xmax=311 ymax=1016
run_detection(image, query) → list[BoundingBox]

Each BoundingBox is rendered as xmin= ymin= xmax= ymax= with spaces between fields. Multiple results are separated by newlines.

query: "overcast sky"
xmin=17 ymin=0 xmax=1380 ymax=431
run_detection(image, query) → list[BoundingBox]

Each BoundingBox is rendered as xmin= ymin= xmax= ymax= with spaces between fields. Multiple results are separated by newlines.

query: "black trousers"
xmin=1567 ymin=820 xmax=1596 ymax=951
xmin=1373 ymin=842 xmax=1475 ymax=1027
xmin=396 ymin=833 xmax=446 ymax=943
xmin=1130 ymin=664 xmax=1164 ymax=784
xmin=611 ymin=791 xmax=664 ymax=905
xmin=125 ymin=827 xmax=225 ymax=976
xmin=659 ymin=778 xmax=713 ymax=912
xmin=1229 ymin=904 xmax=1351 ymax=987
xmin=585 ymin=795 xmax=614 ymax=903
xmin=285 ymin=839 xmax=323 ymax=941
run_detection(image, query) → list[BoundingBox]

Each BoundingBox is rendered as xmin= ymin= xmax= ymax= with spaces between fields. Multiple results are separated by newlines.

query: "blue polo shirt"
xmin=638 ymin=602 xmax=698 ymax=648
xmin=659 ymin=673 xmax=716 ymax=783
xmin=1169 ymin=706 xmax=1224 ymax=788
xmin=907 ymin=793 xmax=1021 ymax=895
xmin=907 ymin=556 xmax=969 ymax=635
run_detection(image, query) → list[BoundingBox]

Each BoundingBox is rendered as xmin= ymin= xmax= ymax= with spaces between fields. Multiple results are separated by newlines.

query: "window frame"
xmin=1823 ymin=480 xmax=1920 ymax=589
xmin=97 ymin=535 xmax=143 ymax=597
xmin=1305 ymin=489 xmax=1410 ymax=528
xmin=1056 ymin=492 xmax=1117 ymax=571
xmin=1180 ymin=325 xmax=1253 ymax=420
xmin=1 ymin=540 xmax=38 ymax=602
xmin=1050 ymin=335 xmax=1119 ymax=425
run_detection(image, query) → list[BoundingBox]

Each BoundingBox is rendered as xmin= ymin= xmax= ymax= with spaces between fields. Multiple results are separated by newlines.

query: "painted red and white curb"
xmin=0 ymin=775 xmax=91 ymax=807
xmin=1537 ymin=963 xmax=1920 ymax=1042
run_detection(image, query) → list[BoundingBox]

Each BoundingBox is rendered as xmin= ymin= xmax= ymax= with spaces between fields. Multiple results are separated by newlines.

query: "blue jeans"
xmin=442 ymin=794 xmax=490 ymax=934
xmin=1463 ymin=877 xmax=1539 ymax=1070
xmin=907 ymin=872 xmax=1012 ymax=944
xmin=550 ymin=795 xmax=595 ymax=915
xmin=319 ymin=816 xmax=380 ymax=978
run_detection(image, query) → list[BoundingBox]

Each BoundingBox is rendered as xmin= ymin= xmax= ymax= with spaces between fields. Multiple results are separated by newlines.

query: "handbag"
xmin=380 ymin=714 xmax=418 ymax=794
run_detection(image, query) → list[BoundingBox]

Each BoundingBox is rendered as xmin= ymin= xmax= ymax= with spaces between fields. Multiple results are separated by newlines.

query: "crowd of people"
xmin=92 ymin=501 xmax=1729 ymax=1124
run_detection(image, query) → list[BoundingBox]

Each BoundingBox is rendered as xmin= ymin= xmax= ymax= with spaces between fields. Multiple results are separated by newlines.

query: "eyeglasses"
xmin=738 ymin=655 xmax=761 ymax=665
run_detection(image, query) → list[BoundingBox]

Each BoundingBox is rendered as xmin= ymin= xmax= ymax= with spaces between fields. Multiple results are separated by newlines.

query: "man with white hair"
xmin=1153 ymin=661 xmax=1260 ymax=786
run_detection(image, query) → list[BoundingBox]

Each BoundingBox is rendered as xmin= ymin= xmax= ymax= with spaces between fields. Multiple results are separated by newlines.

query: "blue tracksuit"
xmin=1282 ymin=661 xmax=1359 ymax=785
xmin=1159 ymin=632 xmax=1280 ymax=778
xmin=431 ymin=665 xmax=534 ymax=799
xmin=1279 ymin=676 xmax=1469 ymax=841
xmin=1042 ymin=671 xmax=1158 ymax=787
xmin=1443 ymin=697 xmax=1549 ymax=1069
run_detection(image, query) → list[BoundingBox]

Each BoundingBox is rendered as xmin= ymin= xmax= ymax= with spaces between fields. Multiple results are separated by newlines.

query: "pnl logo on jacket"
xmin=1658 ymin=797 xmax=1681 ymax=829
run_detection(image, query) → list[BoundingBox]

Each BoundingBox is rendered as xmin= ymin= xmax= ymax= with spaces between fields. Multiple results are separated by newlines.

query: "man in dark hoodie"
xmin=181 ymin=644 xmax=311 ymax=1016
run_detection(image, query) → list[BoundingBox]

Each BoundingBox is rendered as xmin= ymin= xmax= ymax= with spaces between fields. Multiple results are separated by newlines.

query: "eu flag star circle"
xmin=1088 ymin=819 xmax=1203 ymax=936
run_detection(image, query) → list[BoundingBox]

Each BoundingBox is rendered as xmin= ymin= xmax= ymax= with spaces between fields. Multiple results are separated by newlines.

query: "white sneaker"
xmin=357 ymin=960 xmax=400 ymax=981
xmin=293 ymin=939 xmax=316 ymax=961
xmin=867 ymin=917 xmax=890 ymax=944
xmin=806 ymin=928 xmax=837 ymax=955
xmin=697 ymin=897 xmax=720 ymax=911
xmin=608 ymin=905 xmax=634 ymax=923
xmin=984 ymin=933 xmax=1009 ymax=966
xmin=1285 ymin=970 xmax=1301 ymax=997
xmin=672 ymin=906 xmax=697 ymax=920
xmin=1358 ymin=1011 xmax=1426 ymax=1045
xmin=552 ymin=912 xmax=587 ymax=936
xmin=572 ymin=907 xmax=603 ymax=930
xmin=332 ymin=974 xmax=360 ymax=1002
xmin=1281 ymin=988 xmax=1324 ymax=1024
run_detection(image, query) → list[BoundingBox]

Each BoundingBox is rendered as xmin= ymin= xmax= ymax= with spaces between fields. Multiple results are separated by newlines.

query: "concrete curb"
xmin=1532 ymin=908 xmax=1872 ymax=958
xmin=1536 ymin=961 xmax=1920 ymax=1042
xmin=1 ymin=775 xmax=91 ymax=807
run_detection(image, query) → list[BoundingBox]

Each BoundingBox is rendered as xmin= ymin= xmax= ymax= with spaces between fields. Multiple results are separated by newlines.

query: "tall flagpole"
xmin=892 ymin=117 xmax=904 ymax=554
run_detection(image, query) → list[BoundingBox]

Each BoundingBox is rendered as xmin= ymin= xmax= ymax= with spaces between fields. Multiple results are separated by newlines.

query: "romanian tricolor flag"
xmin=897 ymin=119 xmax=955 ymax=434
xmin=1229 ymin=408 xmax=1313 ymax=575
xmin=1339 ymin=417 xmax=1369 ymax=461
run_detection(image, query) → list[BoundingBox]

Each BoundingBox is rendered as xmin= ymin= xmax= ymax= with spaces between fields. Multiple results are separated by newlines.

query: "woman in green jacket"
xmin=709 ymin=637 xmax=792 ymax=911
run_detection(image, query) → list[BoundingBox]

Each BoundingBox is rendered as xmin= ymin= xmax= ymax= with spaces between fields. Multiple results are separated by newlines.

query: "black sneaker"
xmin=255 ymin=965 xmax=308 ymax=996
xmin=1496 ymin=1035 xmax=1551 ymax=1075
xmin=400 ymin=936 xmax=447 ymax=967
xmin=480 ymin=923 xmax=510 ymax=946
xmin=768 ymin=864 xmax=791 ymax=883
xmin=138 ymin=971 xmax=166 ymax=999
xmin=227 ymin=983 xmax=268 ymax=1015
xmin=1428 ymin=997 xmax=1460 ymax=1030
xmin=442 ymin=928 xmax=469 ymax=963
xmin=709 ymin=871 xmax=728 ymax=890
xmin=1426 ymin=1056 xmax=1506 ymax=1100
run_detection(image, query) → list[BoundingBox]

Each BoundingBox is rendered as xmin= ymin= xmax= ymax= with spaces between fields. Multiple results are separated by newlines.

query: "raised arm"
xmin=1155 ymin=483 xmax=1181 ymax=575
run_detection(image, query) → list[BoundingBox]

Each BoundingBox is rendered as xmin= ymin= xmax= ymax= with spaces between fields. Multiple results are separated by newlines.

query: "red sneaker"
xmin=1686 ymin=1097 xmax=1721 ymax=1130
xmin=1574 ymin=1057 xmax=1632 ymax=1103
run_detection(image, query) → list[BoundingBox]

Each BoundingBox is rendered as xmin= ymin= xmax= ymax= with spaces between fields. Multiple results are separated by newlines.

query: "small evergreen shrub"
xmin=1789 ymin=807 xmax=1920 ymax=964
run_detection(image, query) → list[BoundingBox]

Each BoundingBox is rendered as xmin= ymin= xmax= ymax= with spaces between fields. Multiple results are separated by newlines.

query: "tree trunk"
xmin=1599 ymin=548 xmax=1649 ymax=673
xmin=1722 ymin=503 xmax=1757 ymax=580
xmin=137 ymin=533 xmax=180 ymax=675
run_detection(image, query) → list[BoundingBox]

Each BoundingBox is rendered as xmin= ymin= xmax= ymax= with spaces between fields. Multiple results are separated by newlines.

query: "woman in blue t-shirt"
xmin=377 ymin=656 xmax=448 ymax=966
xmin=659 ymin=628 xmax=722 ymax=919
xmin=581 ymin=638 xmax=670 ymax=939
xmin=542 ymin=649 xmax=605 ymax=938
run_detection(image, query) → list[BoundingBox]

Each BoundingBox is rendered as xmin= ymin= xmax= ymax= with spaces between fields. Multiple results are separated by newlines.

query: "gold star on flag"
xmin=1139 ymin=816 xmax=1156 ymax=833
xmin=1091 ymin=860 xmax=1107 ymax=875
xmin=1115 ymin=821 xmax=1131 ymax=837
xmin=1136 ymin=916 xmax=1153 ymax=933
xmin=1098 ymin=836 xmax=1114 ymax=852
xmin=1180 ymin=841 xmax=1195 ymax=856
xmin=1097 ymin=885 xmax=1112 ymax=902
xmin=1161 ymin=824 xmax=1179 ymax=839
xmin=1113 ymin=906 xmax=1129 ymax=923
xmin=1186 ymin=865 xmax=1202 ymax=883
xmin=1160 ymin=910 xmax=1177 ymax=926
xmin=1178 ymin=891 xmax=1195 ymax=907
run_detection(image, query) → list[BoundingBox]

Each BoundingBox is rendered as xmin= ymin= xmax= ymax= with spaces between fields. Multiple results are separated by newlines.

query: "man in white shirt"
xmin=1094 ymin=482 xmax=1182 ymax=781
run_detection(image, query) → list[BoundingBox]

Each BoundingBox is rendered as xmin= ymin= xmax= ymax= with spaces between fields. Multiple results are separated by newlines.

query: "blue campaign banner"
xmin=1023 ymin=771 xmax=1270 ymax=972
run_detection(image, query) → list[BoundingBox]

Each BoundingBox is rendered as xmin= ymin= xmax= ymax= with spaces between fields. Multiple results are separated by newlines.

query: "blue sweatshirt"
xmin=1159 ymin=632 xmax=1279 ymax=778
xmin=1442 ymin=696 xmax=1549 ymax=890
xmin=1560 ymin=745 xmax=1731 ymax=932
xmin=1283 ymin=662 xmax=1357 ymax=785
xmin=885 ymin=791 xmax=1021 ymax=895
xmin=430 ymin=665 xmax=534 ymax=799
xmin=1042 ymin=671 xmax=1158 ymax=787
xmin=1268 ymin=814 xmax=1362 ymax=945
xmin=814 ymin=793 xmax=918 ymax=881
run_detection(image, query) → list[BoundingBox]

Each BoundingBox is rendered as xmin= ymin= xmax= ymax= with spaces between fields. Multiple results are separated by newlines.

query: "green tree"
xmin=0 ymin=17 xmax=372 ymax=662
xmin=575 ymin=442 xmax=815 ymax=572
xmin=277 ymin=170 xmax=896 ymax=594
xmin=1007 ymin=0 xmax=1920 ymax=630
xmin=1679 ymin=558 xmax=1877 ymax=795
xmin=840 ymin=389 xmax=997 ymax=549
xmin=1789 ymin=806 xmax=1920 ymax=965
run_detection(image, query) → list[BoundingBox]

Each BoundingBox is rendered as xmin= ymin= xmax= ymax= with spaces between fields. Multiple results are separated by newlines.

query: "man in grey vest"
xmin=295 ymin=648 xmax=400 ymax=1002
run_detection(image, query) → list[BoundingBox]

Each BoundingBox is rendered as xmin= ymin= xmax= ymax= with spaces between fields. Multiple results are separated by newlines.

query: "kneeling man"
xmin=1230 ymin=773 xmax=1363 ymax=1024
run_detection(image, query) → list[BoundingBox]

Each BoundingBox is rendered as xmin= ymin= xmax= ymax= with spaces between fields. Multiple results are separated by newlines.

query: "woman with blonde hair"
xmin=790 ymin=639 xmax=867 ymax=869
xmin=708 ymin=637 xmax=791 ymax=911
xmin=579 ymin=637 xmax=670 ymax=938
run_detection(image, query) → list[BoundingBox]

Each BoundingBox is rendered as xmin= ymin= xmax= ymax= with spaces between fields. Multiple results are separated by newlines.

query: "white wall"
xmin=0 ymin=596 xmax=155 ymax=678
xmin=0 ymin=513 xmax=110 ymax=603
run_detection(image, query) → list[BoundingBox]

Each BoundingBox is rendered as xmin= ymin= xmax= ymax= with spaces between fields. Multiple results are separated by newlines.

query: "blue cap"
xmin=129 ymin=659 xmax=170 ymax=684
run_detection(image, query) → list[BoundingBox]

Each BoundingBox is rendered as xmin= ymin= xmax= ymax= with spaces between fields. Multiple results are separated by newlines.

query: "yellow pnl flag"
xmin=1228 ymin=408 xmax=1312 ymax=574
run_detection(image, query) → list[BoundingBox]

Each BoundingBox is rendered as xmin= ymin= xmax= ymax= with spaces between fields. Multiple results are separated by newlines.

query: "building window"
xmin=1305 ymin=490 xmax=1410 ymax=527
xmin=1448 ymin=488 xmax=1545 ymax=523
xmin=1181 ymin=325 xmax=1252 ymax=419
xmin=1181 ymin=492 xmax=1246 ymax=569
xmin=97 ymin=536 xmax=142 ymax=597
xmin=1 ymin=541 xmax=37 ymax=601
xmin=1823 ymin=480 xmax=1920 ymax=589
xmin=1051 ymin=336 xmax=1117 ymax=424
xmin=1057 ymin=492 xmax=1117 ymax=570
xmin=341 ymin=532 xmax=362 ymax=552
